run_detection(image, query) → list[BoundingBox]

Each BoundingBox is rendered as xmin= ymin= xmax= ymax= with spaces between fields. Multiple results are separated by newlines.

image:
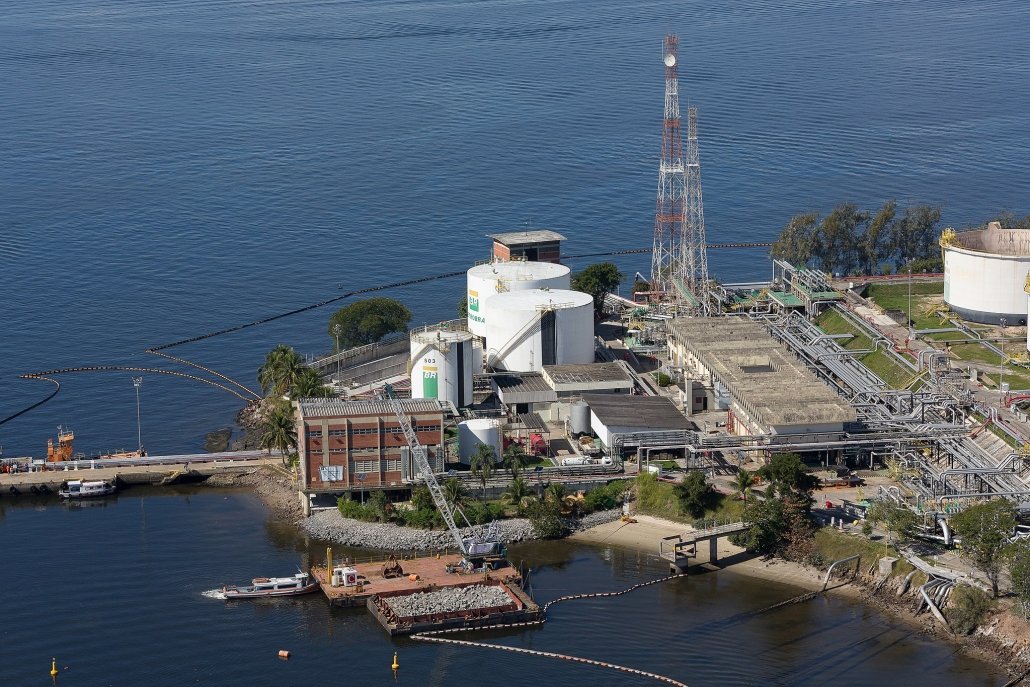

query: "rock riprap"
xmin=384 ymin=584 xmax=513 ymax=618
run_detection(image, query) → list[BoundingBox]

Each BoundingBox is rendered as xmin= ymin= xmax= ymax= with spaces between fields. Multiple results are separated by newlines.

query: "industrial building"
xmin=943 ymin=221 xmax=1030 ymax=325
xmin=667 ymin=317 xmax=856 ymax=438
xmin=295 ymin=398 xmax=445 ymax=494
xmin=488 ymin=230 xmax=565 ymax=263
xmin=583 ymin=393 xmax=692 ymax=448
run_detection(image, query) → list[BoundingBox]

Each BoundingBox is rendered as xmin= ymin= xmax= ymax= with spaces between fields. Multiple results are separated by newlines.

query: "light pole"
xmin=907 ymin=256 xmax=913 ymax=342
xmin=132 ymin=377 xmax=144 ymax=455
xmin=1000 ymin=317 xmax=1007 ymax=399
xmin=332 ymin=324 xmax=342 ymax=381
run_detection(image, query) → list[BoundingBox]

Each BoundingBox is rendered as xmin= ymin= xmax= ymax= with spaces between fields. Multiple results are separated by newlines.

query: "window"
xmin=384 ymin=459 xmax=401 ymax=471
xmin=318 ymin=465 xmax=343 ymax=482
xmin=414 ymin=424 xmax=440 ymax=433
xmin=350 ymin=427 xmax=378 ymax=435
xmin=328 ymin=429 xmax=346 ymax=437
xmin=352 ymin=460 xmax=375 ymax=473
xmin=308 ymin=430 xmax=323 ymax=438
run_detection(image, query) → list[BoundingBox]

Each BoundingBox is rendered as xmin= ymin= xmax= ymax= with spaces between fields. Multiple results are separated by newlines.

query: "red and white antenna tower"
xmin=650 ymin=35 xmax=712 ymax=313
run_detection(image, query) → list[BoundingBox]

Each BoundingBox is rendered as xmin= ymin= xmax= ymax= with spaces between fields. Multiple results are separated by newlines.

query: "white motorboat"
xmin=58 ymin=480 xmax=116 ymax=499
xmin=220 ymin=572 xmax=319 ymax=599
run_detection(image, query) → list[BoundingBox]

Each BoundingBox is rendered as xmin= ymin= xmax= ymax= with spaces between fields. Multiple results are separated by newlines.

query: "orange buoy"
xmin=278 ymin=650 xmax=290 ymax=659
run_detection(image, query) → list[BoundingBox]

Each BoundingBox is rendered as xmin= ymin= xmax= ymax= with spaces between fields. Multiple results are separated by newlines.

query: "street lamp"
xmin=1000 ymin=318 xmax=1007 ymax=399
xmin=332 ymin=324 xmax=343 ymax=381
xmin=132 ymin=377 xmax=144 ymax=456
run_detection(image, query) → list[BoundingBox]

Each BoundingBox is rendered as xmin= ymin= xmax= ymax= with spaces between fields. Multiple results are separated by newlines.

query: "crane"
xmin=380 ymin=384 xmax=503 ymax=567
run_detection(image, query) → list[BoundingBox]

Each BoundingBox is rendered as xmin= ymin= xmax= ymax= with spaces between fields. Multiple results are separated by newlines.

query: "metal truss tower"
xmin=649 ymin=35 xmax=712 ymax=314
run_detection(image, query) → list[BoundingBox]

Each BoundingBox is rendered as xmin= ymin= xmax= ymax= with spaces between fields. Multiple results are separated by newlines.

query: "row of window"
xmin=308 ymin=425 xmax=441 ymax=437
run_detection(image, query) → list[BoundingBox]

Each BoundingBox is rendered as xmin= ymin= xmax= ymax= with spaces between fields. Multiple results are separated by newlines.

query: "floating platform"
xmin=311 ymin=555 xmax=523 ymax=608
xmin=368 ymin=579 xmax=541 ymax=636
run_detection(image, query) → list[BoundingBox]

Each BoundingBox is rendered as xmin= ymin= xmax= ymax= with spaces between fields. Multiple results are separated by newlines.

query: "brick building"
xmin=295 ymin=398 xmax=445 ymax=494
xmin=489 ymin=230 xmax=565 ymax=263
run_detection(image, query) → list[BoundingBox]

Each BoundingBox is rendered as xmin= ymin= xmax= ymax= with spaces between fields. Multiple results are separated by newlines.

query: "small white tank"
xmin=410 ymin=329 xmax=475 ymax=407
xmin=458 ymin=419 xmax=503 ymax=465
xmin=485 ymin=288 xmax=595 ymax=372
xmin=466 ymin=262 xmax=572 ymax=338
xmin=570 ymin=400 xmax=591 ymax=435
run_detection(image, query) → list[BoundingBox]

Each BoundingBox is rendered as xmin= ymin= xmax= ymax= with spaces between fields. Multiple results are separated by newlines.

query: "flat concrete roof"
xmin=542 ymin=362 xmax=633 ymax=390
xmin=488 ymin=230 xmax=567 ymax=245
xmin=583 ymin=394 xmax=691 ymax=431
xmin=492 ymin=373 xmax=558 ymax=404
xmin=297 ymin=397 xmax=443 ymax=419
xmin=667 ymin=317 xmax=856 ymax=428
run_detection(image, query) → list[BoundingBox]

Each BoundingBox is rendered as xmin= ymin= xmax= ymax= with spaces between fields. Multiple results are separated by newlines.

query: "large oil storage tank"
xmin=485 ymin=288 xmax=595 ymax=372
xmin=943 ymin=222 xmax=1030 ymax=325
xmin=458 ymin=419 xmax=503 ymax=464
xmin=466 ymin=261 xmax=572 ymax=337
xmin=410 ymin=328 xmax=475 ymax=407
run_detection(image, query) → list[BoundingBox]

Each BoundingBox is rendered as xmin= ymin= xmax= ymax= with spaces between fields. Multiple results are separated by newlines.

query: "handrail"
xmin=821 ymin=554 xmax=860 ymax=591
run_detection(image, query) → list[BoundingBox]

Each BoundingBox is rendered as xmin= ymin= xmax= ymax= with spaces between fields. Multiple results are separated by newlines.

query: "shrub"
xmin=583 ymin=481 xmax=628 ymax=513
xmin=526 ymin=500 xmax=569 ymax=539
xmin=463 ymin=501 xmax=505 ymax=525
xmin=674 ymin=471 xmax=717 ymax=519
xmin=655 ymin=372 xmax=672 ymax=387
xmin=337 ymin=497 xmax=375 ymax=522
xmin=948 ymin=585 xmax=993 ymax=635
xmin=400 ymin=508 xmax=443 ymax=530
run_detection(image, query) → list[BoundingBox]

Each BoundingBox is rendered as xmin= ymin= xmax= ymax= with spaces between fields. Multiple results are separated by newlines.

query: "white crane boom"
xmin=381 ymin=385 xmax=469 ymax=555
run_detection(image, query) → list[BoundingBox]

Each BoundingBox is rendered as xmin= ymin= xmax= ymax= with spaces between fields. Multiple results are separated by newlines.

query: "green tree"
xmin=1008 ymin=539 xmax=1030 ymax=620
xmin=572 ymin=262 xmax=624 ymax=315
xmin=771 ymin=212 xmax=818 ymax=266
xmin=410 ymin=484 xmax=435 ymax=512
xmin=503 ymin=444 xmax=529 ymax=480
xmin=525 ymin=499 xmax=568 ymax=539
xmin=327 ymin=297 xmax=412 ymax=349
xmin=951 ymin=499 xmax=1017 ymax=598
xmin=291 ymin=366 xmax=332 ymax=398
xmin=258 ymin=344 xmax=305 ymax=397
xmin=990 ymin=210 xmax=1030 ymax=229
xmin=862 ymin=200 xmax=897 ymax=274
xmin=673 ymin=471 xmax=715 ymax=519
xmin=866 ymin=499 xmax=919 ymax=551
xmin=814 ymin=202 xmax=867 ymax=275
xmin=502 ymin=476 xmax=535 ymax=513
xmin=544 ymin=482 xmax=568 ymax=506
xmin=469 ymin=444 xmax=496 ymax=497
xmin=442 ymin=477 xmax=471 ymax=510
xmin=734 ymin=468 xmax=754 ymax=503
xmin=759 ymin=453 xmax=818 ymax=509
xmin=367 ymin=490 xmax=390 ymax=523
xmin=457 ymin=296 xmax=468 ymax=318
xmin=947 ymin=585 xmax=994 ymax=635
xmin=732 ymin=498 xmax=788 ymax=556
xmin=889 ymin=204 xmax=942 ymax=267
xmin=260 ymin=400 xmax=297 ymax=466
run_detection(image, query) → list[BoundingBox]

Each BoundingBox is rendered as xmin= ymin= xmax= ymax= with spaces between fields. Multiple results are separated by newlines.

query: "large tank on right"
xmin=944 ymin=222 xmax=1030 ymax=325
xmin=484 ymin=288 xmax=595 ymax=372
xmin=466 ymin=261 xmax=572 ymax=337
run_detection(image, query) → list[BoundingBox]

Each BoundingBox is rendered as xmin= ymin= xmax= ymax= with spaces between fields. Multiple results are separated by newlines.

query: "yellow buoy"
xmin=50 ymin=658 xmax=59 ymax=677
xmin=391 ymin=652 xmax=399 ymax=671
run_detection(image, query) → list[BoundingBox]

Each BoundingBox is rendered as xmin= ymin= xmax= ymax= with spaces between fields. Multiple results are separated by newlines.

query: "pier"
xmin=659 ymin=521 xmax=749 ymax=573
xmin=0 ymin=450 xmax=278 ymax=494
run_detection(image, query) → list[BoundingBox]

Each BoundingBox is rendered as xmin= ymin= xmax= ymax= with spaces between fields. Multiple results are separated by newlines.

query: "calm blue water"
xmin=2 ymin=0 xmax=1029 ymax=457
xmin=0 ymin=490 xmax=1006 ymax=685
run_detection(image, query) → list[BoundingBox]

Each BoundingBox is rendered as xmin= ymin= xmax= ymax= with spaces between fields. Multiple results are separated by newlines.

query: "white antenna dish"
xmin=663 ymin=53 xmax=676 ymax=67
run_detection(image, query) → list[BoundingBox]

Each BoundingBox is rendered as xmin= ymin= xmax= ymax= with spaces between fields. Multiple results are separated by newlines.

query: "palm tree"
xmin=502 ymin=476 xmax=535 ymax=513
xmin=258 ymin=344 xmax=305 ymax=397
xmin=503 ymin=444 xmax=529 ymax=480
xmin=292 ymin=366 xmax=332 ymax=398
xmin=260 ymin=401 xmax=297 ymax=466
xmin=469 ymin=443 xmax=496 ymax=498
xmin=734 ymin=468 xmax=754 ymax=503
xmin=544 ymin=482 xmax=567 ymax=506
xmin=442 ymin=477 xmax=470 ymax=510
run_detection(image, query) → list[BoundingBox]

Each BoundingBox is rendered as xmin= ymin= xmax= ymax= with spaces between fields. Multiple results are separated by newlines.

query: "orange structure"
xmin=47 ymin=427 xmax=75 ymax=462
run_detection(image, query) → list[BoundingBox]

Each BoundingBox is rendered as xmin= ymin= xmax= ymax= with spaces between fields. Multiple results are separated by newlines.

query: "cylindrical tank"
xmin=458 ymin=419 xmax=503 ymax=464
xmin=944 ymin=223 xmax=1030 ymax=325
xmin=570 ymin=400 xmax=591 ymax=435
xmin=410 ymin=329 xmax=475 ymax=407
xmin=466 ymin=262 xmax=572 ymax=338
xmin=484 ymin=288 xmax=594 ymax=372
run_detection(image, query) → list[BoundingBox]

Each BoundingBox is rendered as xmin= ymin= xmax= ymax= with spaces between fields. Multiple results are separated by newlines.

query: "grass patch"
xmin=815 ymin=310 xmax=913 ymax=388
xmin=812 ymin=528 xmax=914 ymax=576
xmin=866 ymin=282 xmax=946 ymax=330
xmin=633 ymin=474 xmax=744 ymax=524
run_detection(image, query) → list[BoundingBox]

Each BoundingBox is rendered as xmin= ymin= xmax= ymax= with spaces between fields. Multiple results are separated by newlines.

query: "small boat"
xmin=221 ymin=572 xmax=319 ymax=599
xmin=58 ymin=479 xmax=116 ymax=499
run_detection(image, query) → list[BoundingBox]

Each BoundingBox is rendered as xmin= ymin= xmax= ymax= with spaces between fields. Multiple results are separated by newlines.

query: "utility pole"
xmin=333 ymin=324 xmax=342 ymax=382
xmin=1000 ymin=317 xmax=1007 ymax=400
xmin=132 ymin=377 xmax=144 ymax=455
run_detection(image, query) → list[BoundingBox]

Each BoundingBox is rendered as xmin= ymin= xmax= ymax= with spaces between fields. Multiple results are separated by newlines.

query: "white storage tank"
xmin=466 ymin=262 xmax=572 ymax=338
xmin=485 ymin=288 xmax=595 ymax=372
xmin=458 ymin=419 xmax=503 ymax=464
xmin=943 ymin=222 xmax=1030 ymax=325
xmin=410 ymin=329 xmax=475 ymax=407
xmin=570 ymin=400 xmax=591 ymax=435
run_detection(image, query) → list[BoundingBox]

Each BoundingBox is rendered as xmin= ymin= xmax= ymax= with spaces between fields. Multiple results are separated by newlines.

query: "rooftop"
xmin=582 ymin=394 xmax=692 ymax=431
xmin=492 ymin=372 xmax=558 ymax=404
xmin=488 ymin=230 xmax=567 ymax=245
xmin=542 ymin=362 xmax=633 ymax=387
xmin=297 ymin=397 xmax=444 ymax=419
xmin=667 ymin=317 xmax=856 ymax=428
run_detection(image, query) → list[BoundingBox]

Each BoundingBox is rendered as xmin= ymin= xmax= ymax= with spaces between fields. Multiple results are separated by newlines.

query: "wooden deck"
xmin=311 ymin=554 xmax=517 ymax=608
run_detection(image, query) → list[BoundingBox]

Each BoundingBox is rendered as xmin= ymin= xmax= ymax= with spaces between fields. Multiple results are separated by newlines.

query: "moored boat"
xmin=221 ymin=572 xmax=318 ymax=599
xmin=58 ymin=479 xmax=116 ymax=499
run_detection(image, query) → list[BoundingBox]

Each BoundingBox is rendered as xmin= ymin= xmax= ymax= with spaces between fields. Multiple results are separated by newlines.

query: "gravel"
xmin=384 ymin=584 xmax=512 ymax=618
xmin=298 ymin=507 xmax=624 ymax=550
